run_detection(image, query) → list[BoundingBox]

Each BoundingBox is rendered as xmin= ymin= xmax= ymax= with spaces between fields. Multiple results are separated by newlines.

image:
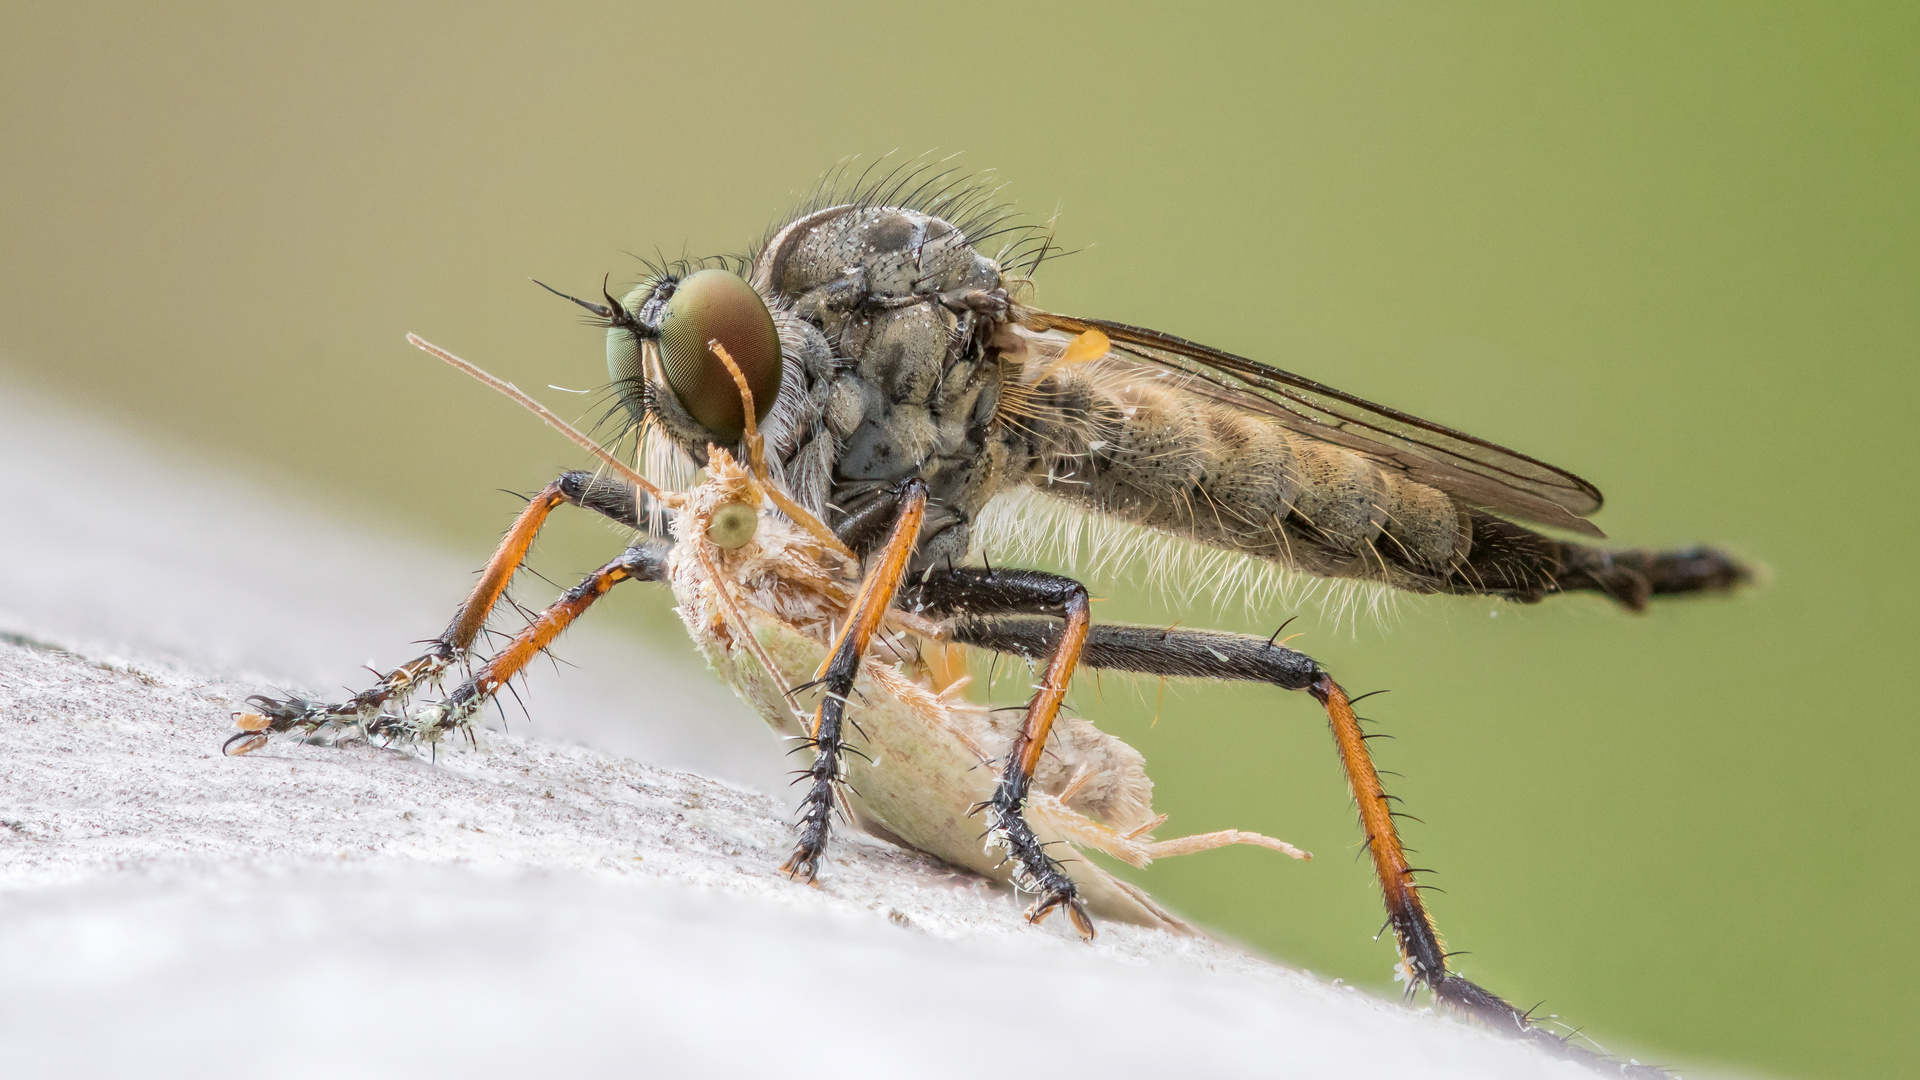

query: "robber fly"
xmin=236 ymin=338 xmax=1311 ymax=929
xmin=232 ymin=168 xmax=1744 ymax=1075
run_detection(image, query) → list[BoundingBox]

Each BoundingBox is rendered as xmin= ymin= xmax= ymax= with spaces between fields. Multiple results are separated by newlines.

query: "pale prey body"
xmin=668 ymin=450 xmax=1305 ymax=928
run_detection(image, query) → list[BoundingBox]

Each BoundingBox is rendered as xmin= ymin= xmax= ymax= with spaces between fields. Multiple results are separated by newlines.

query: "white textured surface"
xmin=0 ymin=380 xmax=1597 ymax=1078
xmin=0 ymin=641 xmax=1594 ymax=1080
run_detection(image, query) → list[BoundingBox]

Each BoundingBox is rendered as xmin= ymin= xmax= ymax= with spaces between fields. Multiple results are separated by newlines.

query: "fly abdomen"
xmin=1031 ymin=373 xmax=1298 ymax=554
xmin=1019 ymin=363 xmax=1471 ymax=592
xmin=1009 ymin=359 xmax=1749 ymax=607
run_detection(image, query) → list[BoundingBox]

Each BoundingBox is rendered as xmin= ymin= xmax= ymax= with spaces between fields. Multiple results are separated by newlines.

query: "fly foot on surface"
xmin=1024 ymin=886 xmax=1094 ymax=940
xmin=224 ymin=692 xmax=383 ymax=755
xmin=779 ymin=792 xmax=834 ymax=884
xmin=223 ymin=644 xmax=460 ymax=755
xmin=981 ymin=788 xmax=1094 ymax=939
xmin=781 ymin=763 xmax=839 ymax=884
xmin=778 ymin=844 xmax=825 ymax=885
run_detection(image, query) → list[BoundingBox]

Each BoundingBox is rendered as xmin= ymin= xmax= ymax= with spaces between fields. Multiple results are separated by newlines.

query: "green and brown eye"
xmin=655 ymin=269 xmax=783 ymax=444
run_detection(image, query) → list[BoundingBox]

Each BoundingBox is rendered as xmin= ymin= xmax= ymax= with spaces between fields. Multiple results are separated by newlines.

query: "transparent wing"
xmin=1023 ymin=311 xmax=1607 ymax=538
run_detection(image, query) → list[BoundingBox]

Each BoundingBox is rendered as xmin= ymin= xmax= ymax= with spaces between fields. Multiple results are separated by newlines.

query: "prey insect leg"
xmin=780 ymin=479 xmax=929 ymax=881
xmin=906 ymin=567 xmax=1096 ymax=938
xmin=947 ymin=616 xmax=1667 ymax=1075
xmin=227 ymin=470 xmax=648 ymax=752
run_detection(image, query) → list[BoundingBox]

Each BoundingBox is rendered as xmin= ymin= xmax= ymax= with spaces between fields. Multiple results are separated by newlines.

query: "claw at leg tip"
xmin=1069 ymin=905 xmax=1096 ymax=940
xmin=223 ymin=732 xmax=268 ymax=756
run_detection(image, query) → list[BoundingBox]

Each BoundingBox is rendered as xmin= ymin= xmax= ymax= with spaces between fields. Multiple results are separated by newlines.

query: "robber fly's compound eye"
xmin=705 ymin=502 xmax=758 ymax=549
xmin=656 ymin=269 xmax=782 ymax=444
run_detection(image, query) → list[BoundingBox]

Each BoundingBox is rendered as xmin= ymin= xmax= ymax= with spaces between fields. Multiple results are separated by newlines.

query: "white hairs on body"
xmin=972 ymin=486 xmax=1402 ymax=634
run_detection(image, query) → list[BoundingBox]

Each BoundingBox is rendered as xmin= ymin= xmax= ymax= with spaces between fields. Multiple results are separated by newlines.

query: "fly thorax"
xmin=752 ymin=204 xmax=1019 ymax=569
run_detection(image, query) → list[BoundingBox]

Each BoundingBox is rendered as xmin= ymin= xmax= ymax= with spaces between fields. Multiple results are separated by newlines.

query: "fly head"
xmin=601 ymin=268 xmax=785 ymax=453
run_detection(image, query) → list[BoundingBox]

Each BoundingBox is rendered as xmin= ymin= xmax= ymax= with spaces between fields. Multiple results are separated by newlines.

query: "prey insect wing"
xmin=1018 ymin=311 xmax=1607 ymax=537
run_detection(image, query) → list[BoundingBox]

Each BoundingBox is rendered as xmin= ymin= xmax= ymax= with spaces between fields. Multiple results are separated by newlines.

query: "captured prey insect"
xmin=227 ymin=333 xmax=1312 ymax=928
xmin=233 ymin=169 xmax=1746 ymax=1075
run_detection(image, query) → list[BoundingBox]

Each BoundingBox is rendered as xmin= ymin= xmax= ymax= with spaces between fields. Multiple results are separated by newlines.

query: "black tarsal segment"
xmin=980 ymin=765 xmax=1084 ymax=927
xmin=785 ymin=639 xmax=861 ymax=881
xmin=227 ymin=470 xmax=663 ymax=755
xmin=227 ymin=535 xmax=670 ymax=755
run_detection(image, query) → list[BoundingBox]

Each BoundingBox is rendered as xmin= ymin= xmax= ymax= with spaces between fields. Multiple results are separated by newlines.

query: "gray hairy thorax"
xmin=744 ymin=204 xmax=1025 ymax=571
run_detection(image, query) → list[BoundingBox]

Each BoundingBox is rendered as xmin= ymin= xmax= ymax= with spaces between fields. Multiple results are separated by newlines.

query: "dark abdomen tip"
xmin=1558 ymin=543 xmax=1754 ymax=611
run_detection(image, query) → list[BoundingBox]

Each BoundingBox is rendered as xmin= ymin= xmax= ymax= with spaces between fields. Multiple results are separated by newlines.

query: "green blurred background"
xmin=3 ymin=4 xmax=1912 ymax=1076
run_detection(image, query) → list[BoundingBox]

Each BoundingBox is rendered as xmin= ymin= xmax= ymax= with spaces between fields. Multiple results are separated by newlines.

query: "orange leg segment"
xmin=441 ymin=481 xmax=572 ymax=651
xmin=227 ymin=470 xmax=644 ymax=753
xmin=1312 ymin=676 xmax=1445 ymax=988
xmin=370 ymin=542 xmax=669 ymax=744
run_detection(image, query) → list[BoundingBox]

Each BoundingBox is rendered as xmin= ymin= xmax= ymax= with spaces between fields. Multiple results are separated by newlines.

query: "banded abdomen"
xmin=1014 ymin=360 xmax=1745 ymax=608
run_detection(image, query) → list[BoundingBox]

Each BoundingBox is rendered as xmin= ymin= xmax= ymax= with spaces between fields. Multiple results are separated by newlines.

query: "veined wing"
xmin=1022 ymin=311 xmax=1607 ymax=538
